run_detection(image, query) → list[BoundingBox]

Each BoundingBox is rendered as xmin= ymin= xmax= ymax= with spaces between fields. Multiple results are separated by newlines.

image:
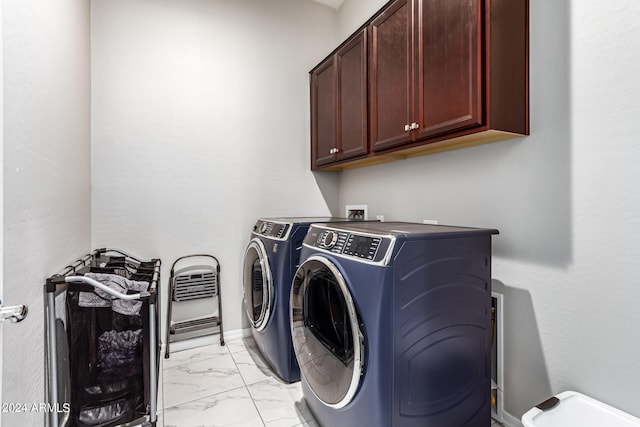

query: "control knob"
xmin=321 ymin=231 xmax=338 ymax=249
xmin=259 ymin=222 xmax=269 ymax=234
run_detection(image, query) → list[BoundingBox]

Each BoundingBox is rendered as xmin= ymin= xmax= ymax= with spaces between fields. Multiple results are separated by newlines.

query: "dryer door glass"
xmin=291 ymin=256 xmax=363 ymax=409
xmin=243 ymin=240 xmax=272 ymax=331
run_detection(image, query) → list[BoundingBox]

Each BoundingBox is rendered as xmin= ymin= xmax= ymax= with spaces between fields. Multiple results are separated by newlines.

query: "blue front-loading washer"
xmin=243 ymin=217 xmax=366 ymax=383
xmin=290 ymin=221 xmax=498 ymax=427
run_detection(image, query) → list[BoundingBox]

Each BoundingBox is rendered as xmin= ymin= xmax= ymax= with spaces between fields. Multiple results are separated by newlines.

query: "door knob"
xmin=0 ymin=301 xmax=28 ymax=323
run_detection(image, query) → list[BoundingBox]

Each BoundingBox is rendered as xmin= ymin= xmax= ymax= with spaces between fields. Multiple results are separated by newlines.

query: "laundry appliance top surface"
xmin=317 ymin=221 xmax=499 ymax=240
xmin=260 ymin=216 xmax=349 ymax=224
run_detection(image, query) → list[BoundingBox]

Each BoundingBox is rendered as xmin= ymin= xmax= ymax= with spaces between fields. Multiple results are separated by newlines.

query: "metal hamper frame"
xmin=44 ymin=248 xmax=161 ymax=427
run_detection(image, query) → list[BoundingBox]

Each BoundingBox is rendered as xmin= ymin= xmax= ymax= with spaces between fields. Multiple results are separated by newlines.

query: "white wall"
xmin=91 ymin=0 xmax=339 ymax=336
xmin=2 ymin=0 xmax=91 ymax=424
xmin=337 ymin=0 xmax=386 ymax=43
xmin=0 ymin=3 xmax=4 ymax=418
xmin=337 ymin=0 xmax=640 ymax=421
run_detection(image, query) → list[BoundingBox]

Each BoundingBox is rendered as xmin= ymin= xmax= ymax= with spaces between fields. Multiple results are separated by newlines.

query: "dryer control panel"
xmin=316 ymin=230 xmax=349 ymax=254
xmin=252 ymin=220 xmax=290 ymax=240
xmin=343 ymin=234 xmax=381 ymax=260
xmin=305 ymin=226 xmax=394 ymax=264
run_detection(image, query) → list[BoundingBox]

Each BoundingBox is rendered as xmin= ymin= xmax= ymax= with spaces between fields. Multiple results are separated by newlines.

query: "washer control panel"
xmin=306 ymin=226 xmax=393 ymax=264
xmin=253 ymin=220 xmax=290 ymax=239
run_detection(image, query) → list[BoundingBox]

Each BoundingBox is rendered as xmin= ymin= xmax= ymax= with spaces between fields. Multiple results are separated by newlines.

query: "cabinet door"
xmin=414 ymin=0 xmax=483 ymax=139
xmin=310 ymin=58 xmax=337 ymax=168
xmin=337 ymin=29 xmax=368 ymax=161
xmin=369 ymin=0 xmax=412 ymax=152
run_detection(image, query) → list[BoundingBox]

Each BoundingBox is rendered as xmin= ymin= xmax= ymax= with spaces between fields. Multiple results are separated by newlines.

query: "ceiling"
xmin=310 ymin=0 xmax=344 ymax=10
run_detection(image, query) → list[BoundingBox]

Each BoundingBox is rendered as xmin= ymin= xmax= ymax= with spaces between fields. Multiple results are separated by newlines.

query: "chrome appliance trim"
xmin=304 ymin=224 xmax=397 ymax=266
xmin=290 ymin=255 xmax=364 ymax=409
xmin=243 ymin=238 xmax=273 ymax=332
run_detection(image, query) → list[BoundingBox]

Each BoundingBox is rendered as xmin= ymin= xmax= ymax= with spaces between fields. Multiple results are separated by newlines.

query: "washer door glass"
xmin=243 ymin=239 xmax=272 ymax=331
xmin=290 ymin=256 xmax=363 ymax=409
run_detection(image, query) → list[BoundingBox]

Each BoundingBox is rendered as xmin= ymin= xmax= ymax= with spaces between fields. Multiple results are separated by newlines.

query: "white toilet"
xmin=522 ymin=391 xmax=640 ymax=427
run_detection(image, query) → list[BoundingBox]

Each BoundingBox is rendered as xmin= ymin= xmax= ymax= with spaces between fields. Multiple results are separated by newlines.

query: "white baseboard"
xmin=222 ymin=327 xmax=252 ymax=342
xmin=500 ymin=410 xmax=523 ymax=427
xmin=160 ymin=328 xmax=251 ymax=354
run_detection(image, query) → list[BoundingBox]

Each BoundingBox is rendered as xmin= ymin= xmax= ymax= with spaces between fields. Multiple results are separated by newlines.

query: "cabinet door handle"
xmin=412 ymin=122 xmax=420 ymax=130
xmin=404 ymin=124 xmax=411 ymax=132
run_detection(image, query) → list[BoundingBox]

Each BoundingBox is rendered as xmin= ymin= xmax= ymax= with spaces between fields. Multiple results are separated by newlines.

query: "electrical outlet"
xmin=376 ymin=215 xmax=384 ymax=222
xmin=423 ymin=219 xmax=439 ymax=225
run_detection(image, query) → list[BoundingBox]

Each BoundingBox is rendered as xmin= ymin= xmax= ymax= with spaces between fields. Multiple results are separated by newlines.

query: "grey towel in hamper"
xmin=79 ymin=272 xmax=149 ymax=316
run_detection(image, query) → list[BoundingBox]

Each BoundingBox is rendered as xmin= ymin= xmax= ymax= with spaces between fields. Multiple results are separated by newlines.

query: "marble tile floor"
xmin=158 ymin=337 xmax=316 ymax=427
xmin=157 ymin=337 xmax=504 ymax=427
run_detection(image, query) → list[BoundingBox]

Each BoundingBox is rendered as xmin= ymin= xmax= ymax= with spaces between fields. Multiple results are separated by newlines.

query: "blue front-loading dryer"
xmin=243 ymin=217 xmax=365 ymax=383
xmin=290 ymin=221 xmax=499 ymax=426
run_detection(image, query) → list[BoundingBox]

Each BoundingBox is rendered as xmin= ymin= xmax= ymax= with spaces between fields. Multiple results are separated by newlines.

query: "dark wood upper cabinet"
xmin=337 ymin=30 xmax=368 ymax=161
xmin=369 ymin=0 xmax=412 ymax=152
xmin=311 ymin=29 xmax=368 ymax=169
xmin=415 ymin=0 xmax=483 ymax=139
xmin=371 ymin=0 xmax=484 ymax=151
xmin=310 ymin=58 xmax=336 ymax=167
xmin=311 ymin=0 xmax=529 ymax=170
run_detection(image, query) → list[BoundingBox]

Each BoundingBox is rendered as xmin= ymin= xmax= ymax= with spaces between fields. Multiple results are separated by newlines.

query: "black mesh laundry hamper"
xmin=45 ymin=249 xmax=161 ymax=427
